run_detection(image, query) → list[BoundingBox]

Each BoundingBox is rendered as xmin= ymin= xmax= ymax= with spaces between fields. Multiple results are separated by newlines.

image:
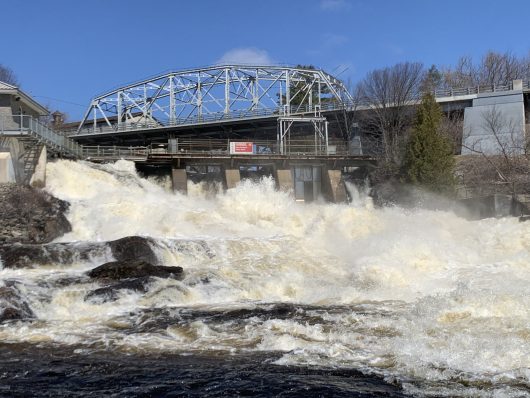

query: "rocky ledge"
xmin=0 ymin=184 xmax=71 ymax=244
xmin=85 ymin=259 xmax=184 ymax=303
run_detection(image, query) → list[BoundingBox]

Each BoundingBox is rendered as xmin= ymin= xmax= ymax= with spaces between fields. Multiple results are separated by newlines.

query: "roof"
xmin=0 ymin=80 xmax=49 ymax=115
xmin=0 ymin=81 xmax=17 ymax=90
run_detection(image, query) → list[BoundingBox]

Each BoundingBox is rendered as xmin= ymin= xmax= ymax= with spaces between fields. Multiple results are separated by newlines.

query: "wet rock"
xmin=0 ymin=236 xmax=158 ymax=269
xmin=85 ymin=277 xmax=151 ymax=303
xmin=0 ymin=235 xmax=162 ymax=269
xmin=0 ymin=183 xmax=71 ymax=244
xmin=85 ymin=259 xmax=184 ymax=303
xmin=0 ymin=285 xmax=34 ymax=322
xmin=87 ymin=260 xmax=184 ymax=281
xmin=0 ymin=243 xmax=77 ymax=269
xmin=369 ymin=179 xmax=425 ymax=208
xmin=108 ymin=236 xmax=158 ymax=264
xmin=370 ymin=179 xmax=459 ymax=211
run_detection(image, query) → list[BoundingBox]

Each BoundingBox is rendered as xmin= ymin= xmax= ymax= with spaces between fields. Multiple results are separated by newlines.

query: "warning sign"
xmin=229 ymin=142 xmax=254 ymax=154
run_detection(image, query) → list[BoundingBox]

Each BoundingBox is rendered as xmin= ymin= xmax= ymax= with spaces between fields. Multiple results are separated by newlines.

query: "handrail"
xmin=80 ymin=138 xmax=351 ymax=158
xmin=0 ymin=115 xmax=83 ymax=158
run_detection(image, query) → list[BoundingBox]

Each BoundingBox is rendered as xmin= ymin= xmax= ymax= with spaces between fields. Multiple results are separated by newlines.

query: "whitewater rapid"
xmin=1 ymin=159 xmax=529 ymax=397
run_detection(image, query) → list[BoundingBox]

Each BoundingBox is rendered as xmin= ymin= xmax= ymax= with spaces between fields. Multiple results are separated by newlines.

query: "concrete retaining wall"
xmin=462 ymin=89 xmax=526 ymax=155
xmin=0 ymin=137 xmax=25 ymax=183
xmin=0 ymin=152 xmax=15 ymax=183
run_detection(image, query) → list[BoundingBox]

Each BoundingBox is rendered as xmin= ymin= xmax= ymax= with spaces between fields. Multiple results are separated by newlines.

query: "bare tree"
xmin=443 ymin=55 xmax=476 ymax=87
xmin=330 ymin=78 xmax=361 ymax=143
xmin=356 ymin=62 xmax=424 ymax=177
xmin=0 ymin=64 xmax=19 ymax=86
xmin=444 ymin=51 xmax=528 ymax=88
xmin=478 ymin=51 xmax=524 ymax=86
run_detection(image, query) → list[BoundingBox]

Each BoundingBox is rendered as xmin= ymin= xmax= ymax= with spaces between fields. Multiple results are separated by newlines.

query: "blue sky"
xmin=2 ymin=0 xmax=529 ymax=120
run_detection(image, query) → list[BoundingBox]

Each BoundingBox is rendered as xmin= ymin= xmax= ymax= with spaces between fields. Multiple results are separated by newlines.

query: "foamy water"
xmin=1 ymin=159 xmax=529 ymax=397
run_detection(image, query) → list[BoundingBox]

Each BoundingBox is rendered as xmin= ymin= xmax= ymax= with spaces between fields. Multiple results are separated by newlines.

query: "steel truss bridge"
xmin=73 ymin=65 xmax=354 ymax=147
xmin=72 ymin=65 xmax=530 ymax=145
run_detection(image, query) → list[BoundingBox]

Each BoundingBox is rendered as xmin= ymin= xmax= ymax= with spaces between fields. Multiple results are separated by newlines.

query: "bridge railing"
xmin=80 ymin=139 xmax=352 ymax=159
xmin=81 ymin=146 xmax=149 ymax=159
xmin=433 ymin=81 xmax=514 ymax=97
xmin=154 ymin=139 xmax=349 ymax=156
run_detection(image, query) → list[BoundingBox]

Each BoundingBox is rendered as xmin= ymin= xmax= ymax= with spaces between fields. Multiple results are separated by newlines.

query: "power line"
xmin=32 ymin=95 xmax=86 ymax=108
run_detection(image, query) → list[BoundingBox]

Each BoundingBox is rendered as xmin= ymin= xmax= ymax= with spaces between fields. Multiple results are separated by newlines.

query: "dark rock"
xmin=0 ymin=243 xmax=77 ymax=269
xmin=85 ymin=277 xmax=151 ymax=303
xmin=0 ymin=285 xmax=34 ymax=322
xmin=0 ymin=236 xmax=157 ymax=269
xmin=0 ymin=235 xmax=160 ymax=269
xmin=369 ymin=179 xmax=459 ymax=212
xmin=0 ymin=240 xmax=111 ymax=269
xmin=0 ymin=183 xmax=71 ymax=244
xmin=109 ymin=236 xmax=158 ymax=264
xmin=87 ymin=260 xmax=184 ymax=281
xmin=85 ymin=259 xmax=184 ymax=303
xmin=369 ymin=179 xmax=423 ymax=208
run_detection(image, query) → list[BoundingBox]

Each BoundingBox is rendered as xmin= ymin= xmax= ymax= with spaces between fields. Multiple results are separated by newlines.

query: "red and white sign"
xmin=230 ymin=142 xmax=254 ymax=155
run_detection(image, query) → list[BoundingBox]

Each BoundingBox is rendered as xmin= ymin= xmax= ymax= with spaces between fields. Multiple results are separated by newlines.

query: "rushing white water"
xmin=1 ymin=159 xmax=530 ymax=397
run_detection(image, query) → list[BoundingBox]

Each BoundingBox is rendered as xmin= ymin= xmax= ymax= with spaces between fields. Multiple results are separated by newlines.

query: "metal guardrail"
xmin=433 ymin=82 xmax=514 ymax=97
xmin=81 ymin=138 xmax=352 ymax=159
xmin=0 ymin=115 xmax=83 ymax=158
xmin=82 ymin=146 xmax=148 ymax=159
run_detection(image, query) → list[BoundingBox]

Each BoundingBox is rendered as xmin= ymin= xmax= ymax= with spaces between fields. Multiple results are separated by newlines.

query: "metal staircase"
xmin=1 ymin=115 xmax=83 ymax=184
xmin=18 ymin=138 xmax=44 ymax=185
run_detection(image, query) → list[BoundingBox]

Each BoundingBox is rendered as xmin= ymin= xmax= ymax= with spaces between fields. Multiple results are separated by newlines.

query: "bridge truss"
xmin=76 ymin=65 xmax=354 ymax=135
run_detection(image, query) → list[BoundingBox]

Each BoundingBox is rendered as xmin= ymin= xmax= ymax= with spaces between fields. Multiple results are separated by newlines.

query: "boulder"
xmin=0 ymin=236 xmax=158 ymax=269
xmin=87 ymin=260 xmax=184 ymax=281
xmin=108 ymin=236 xmax=158 ymax=264
xmin=0 ymin=285 xmax=34 ymax=322
xmin=85 ymin=277 xmax=151 ymax=303
xmin=0 ymin=243 xmax=76 ymax=269
xmin=0 ymin=183 xmax=71 ymax=244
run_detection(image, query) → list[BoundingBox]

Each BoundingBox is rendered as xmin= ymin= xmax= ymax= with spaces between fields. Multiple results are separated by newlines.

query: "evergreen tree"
xmin=404 ymin=93 xmax=455 ymax=193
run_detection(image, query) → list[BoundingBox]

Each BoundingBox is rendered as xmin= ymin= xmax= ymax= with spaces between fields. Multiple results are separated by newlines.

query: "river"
xmin=0 ymin=159 xmax=528 ymax=397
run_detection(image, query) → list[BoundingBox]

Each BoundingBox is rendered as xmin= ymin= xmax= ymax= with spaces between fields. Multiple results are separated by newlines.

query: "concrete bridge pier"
xmin=171 ymin=168 xmax=188 ymax=194
xmin=224 ymin=169 xmax=241 ymax=189
xmin=275 ymin=169 xmax=294 ymax=192
xmin=324 ymin=168 xmax=347 ymax=203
